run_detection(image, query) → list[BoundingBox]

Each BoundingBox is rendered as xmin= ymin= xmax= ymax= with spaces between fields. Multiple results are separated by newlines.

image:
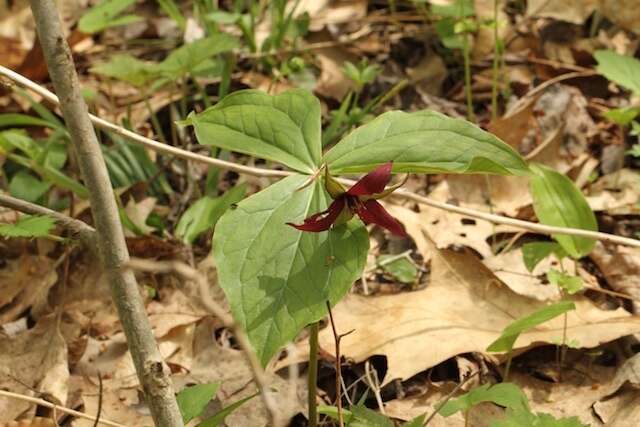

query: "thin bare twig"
xmin=325 ymin=301 xmax=355 ymax=427
xmin=0 ymin=389 xmax=125 ymax=427
xmin=1 ymin=66 xmax=639 ymax=249
xmin=28 ymin=1 xmax=184 ymax=425
xmin=423 ymin=371 xmax=480 ymax=426
xmin=123 ymin=258 xmax=282 ymax=427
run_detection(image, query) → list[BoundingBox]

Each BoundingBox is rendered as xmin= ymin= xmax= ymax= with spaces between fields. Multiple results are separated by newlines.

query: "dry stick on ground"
xmin=124 ymin=258 xmax=282 ymax=427
xmin=28 ymin=1 xmax=184 ymax=426
xmin=0 ymin=390 xmax=125 ymax=427
xmin=2 ymin=66 xmax=637 ymax=249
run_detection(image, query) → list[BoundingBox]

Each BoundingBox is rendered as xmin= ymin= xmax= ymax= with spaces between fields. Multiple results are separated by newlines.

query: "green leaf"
xmin=91 ymin=54 xmax=156 ymax=87
xmin=157 ymin=0 xmax=186 ymax=30
xmin=176 ymin=382 xmax=221 ymax=424
xmin=594 ymin=50 xmax=640 ymax=95
xmin=547 ymin=269 xmax=583 ymax=295
xmin=213 ymin=175 xmax=369 ymax=365
xmin=492 ymin=406 xmax=588 ymax=427
xmin=0 ymin=215 xmax=57 ymax=239
xmin=176 ymin=183 xmax=246 ymax=244
xmin=348 ymin=404 xmax=394 ymax=427
xmin=323 ymin=110 xmax=530 ymax=175
xmin=439 ymin=383 xmax=528 ymax=417
xmin=0 ymin=114 xmax=56 ymax=129
xmin=377 ymin=254 xmax=418 ymax=284
xmin=9 ymin=171 xmax=51 ymax=203
xmin=603 ymin=107 xmax=640 ymax=125
xmin=157 ymin=34 xmax=239 ymax=79
xmin=318 ymin=405 xmax=354 ymax=424
xmin=432 ymin=0 xmax=475 ymax=18
xmin=402 ymin=414 xmax=427 ymax=427
xmin=521 ymin=242 xmax=566 ymax=272
xmin=78 ymin=0 xmax=142 ymax=34
xmin=529 ymin=163 xmax=597 ymax=258
xmin=188 ymin=89 xmax=322 ymax=173
xmin=197 ymin=392 xmax=258 ymax=427
xmin=486 ymin=301 xmax=576 ymax=353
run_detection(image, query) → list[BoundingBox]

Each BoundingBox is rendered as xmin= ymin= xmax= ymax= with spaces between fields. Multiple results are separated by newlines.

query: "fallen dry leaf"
xmin=278 ymin=244 xmax=640 ymax=385
xmin=587 ymin=169 xmax=640 ymax=215
xmin=0 ymin=316 xmax=68 ymax=422
xmin=0 ymin=255 xmax=57 ymax=324
xmin=590 ymin=242 xmax=640 ymax=313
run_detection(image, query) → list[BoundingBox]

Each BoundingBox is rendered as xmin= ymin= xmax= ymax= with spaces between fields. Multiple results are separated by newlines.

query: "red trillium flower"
xmin=287 ymin=162 xmax=407 ymax=237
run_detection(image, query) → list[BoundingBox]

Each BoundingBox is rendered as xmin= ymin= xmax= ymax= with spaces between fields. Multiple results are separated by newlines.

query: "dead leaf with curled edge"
xmin=0 ymin=316 xmax=68 ymax=423
xmin=276 ymin=245 xmax=640 ymax=385
xmin=0 ymin=255 xmax=57 ymax=324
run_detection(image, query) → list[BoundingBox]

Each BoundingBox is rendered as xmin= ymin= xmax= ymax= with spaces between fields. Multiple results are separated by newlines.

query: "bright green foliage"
xmin=0 ymin=114 xmax=55 ymax=129
xmin=594 ymin=50 xmax=640 ymax=95
xmin=78 ymin=0 xmax=142 ymax=34
xmin=401 ymin=415 xmax=427 ymax=427
xmin=213 ymin=175 xmax=369 ymax=365
xmin=157 ymin=0 xmax=186 ymax=31
xmin=157 ymin=34 xmax=239 ymax=79
xmin=9 ymin=171 xmax=51 ymax=203
xmin=186 ymin=90 xmax=322 ymax=173
xmin=198 ymin=393 xmax=258 ymax=427
xmin=529 ymin=164 xmax=597 ymax=258
xmin=323 ymin=110 xmax=530 ymax=175
xmin=0 ymin=215 xmax=57 ymax=239
xmin=349 ymin=404 xmax=394 ymax=427
xmin=603 ymin=107 xmax=640 ymax=125
xmin=377 ymin=254 xmax=418 ymax=284
xmin=492 ymin=407 xmax=588 ymax=427
xmin=176 ymin=382 xmax=221 ymax=424
xmin=342 ymin=60 xmax=382 ymax=89
xmin=547 ymin=269 xmax=583 ymax=295
xmin=91 ymin=55 xmax=156 ymax=87
xmin=486 ymin=301 xmax=576 ymax=353
xmin=439 ymin=383 xmax=528 ymax=417
xmin=521 ymin=242 xmax=566 ymax=272
xmin=176 ymin=184 xmax=246 ymax=244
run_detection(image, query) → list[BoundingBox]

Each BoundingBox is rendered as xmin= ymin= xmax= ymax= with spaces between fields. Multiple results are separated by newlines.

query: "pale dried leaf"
xmin=0 ymin=316 xmax=68 ymax=422
xmin=278 ymin=246 xmax=640 ymax=385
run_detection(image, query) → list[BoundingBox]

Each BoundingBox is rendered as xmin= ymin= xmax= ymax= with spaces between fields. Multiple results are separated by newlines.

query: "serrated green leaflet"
xmin=213 ymin=175 xmax=368 ymax=365
xmin=594 ymin=50 xmax=640 ymax=95
xmin=486 ymin=301 xmax=576 ymax=353
xmin=187 ymin=90 xmax=321 ymax=173
xmin=529 ymin=164 xmax=597 ymax=258
xmin=323 ymin=110 xmax=529 ymax=175
xmin=0 ymin=215 xmax=57 ymax=238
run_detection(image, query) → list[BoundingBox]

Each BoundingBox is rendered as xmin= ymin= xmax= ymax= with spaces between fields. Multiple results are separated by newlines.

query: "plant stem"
xmin=29 ymin=1 xmax=184 ymax=426
xmin=504 ymin=351 xmax=513 ymax=382
xmin=308 ymin=321 xmax=320 ymax=427
xmin=491 ymin=0 xmax=500 ymax=121
xmin=462 ymin=31 xmax=475 ymax=123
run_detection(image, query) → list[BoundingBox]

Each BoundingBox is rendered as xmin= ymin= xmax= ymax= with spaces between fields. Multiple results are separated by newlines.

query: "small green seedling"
xmin=486 ymin=301 xmax=576 ymax=380
xmin=439 ymin=382 xmax=528 ymax=425
xmin=176 ymin=381 xmax=256 ymax=426
xmin=377 ymin=253 xmax=419 ymax=285
xmin=547 ymin=269 xmax=583 ymax=295
xmin=78 ymin=0 xmax=142 ymax=34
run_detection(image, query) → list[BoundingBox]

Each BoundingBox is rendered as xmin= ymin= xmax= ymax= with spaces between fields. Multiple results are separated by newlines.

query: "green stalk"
xmin=308 ymin=321 xmax=320 ymax=427
xmin=144 ymin=95 xmax=168 ymax=144
xmin=462 ymin=31 xmax=475 ymax=123
xmin=504 ymin=351 xmax=512 ymax=382
xmin=491 ymin=0 xmax=500 ymax=121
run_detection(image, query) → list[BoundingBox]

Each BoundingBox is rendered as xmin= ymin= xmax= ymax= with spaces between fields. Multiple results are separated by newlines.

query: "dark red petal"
xmin=356 ymin=199 xmax=407 ymax=237
xmin=347 ymin=162 xmax=393 ymax=196
xmin=287 ymin=198 xmax=346 ymax=232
